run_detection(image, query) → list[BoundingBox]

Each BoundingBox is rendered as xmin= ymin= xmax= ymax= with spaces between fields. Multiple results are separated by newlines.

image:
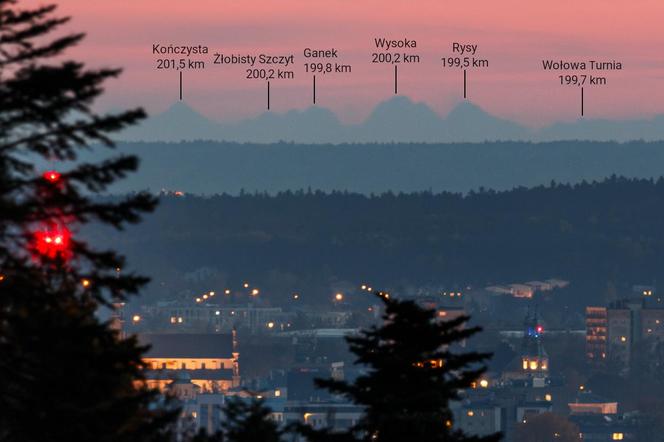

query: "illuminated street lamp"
xmin=132 ymin=315 xmax=141 ymax=323
xmin=335 ymin=293 xmax=344 ymax=302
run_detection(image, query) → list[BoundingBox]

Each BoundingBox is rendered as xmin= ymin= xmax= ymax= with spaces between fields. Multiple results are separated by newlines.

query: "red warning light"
xmin=33 ymin=225 xmax=72 ymax=259
xmin=536 ymin=325 xmax=544 ymax=334
xmin=43 ymin=170 xmax=61 ymax=183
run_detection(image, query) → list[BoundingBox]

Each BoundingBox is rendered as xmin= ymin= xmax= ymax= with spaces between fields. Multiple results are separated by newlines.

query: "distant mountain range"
xmin=118 ymin=97 xmax=664 ymax=143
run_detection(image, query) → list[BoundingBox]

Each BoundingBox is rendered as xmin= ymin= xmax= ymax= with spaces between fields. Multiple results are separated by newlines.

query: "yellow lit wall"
xmin=144 ymin=358 xmax=233 ymax=370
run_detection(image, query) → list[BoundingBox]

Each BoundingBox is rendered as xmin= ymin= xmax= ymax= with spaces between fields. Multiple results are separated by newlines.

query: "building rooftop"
xmin=140 ymin=333 xmax=234 ymax=358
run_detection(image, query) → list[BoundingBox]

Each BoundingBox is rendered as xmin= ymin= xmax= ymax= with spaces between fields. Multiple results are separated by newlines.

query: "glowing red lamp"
xmin=43 ymin=170 xmax=61 ymax=183
xmin=33 ymin=226 xmax=72 ymax=259
xmin=536 ymin=325 xmax=544 ymax=334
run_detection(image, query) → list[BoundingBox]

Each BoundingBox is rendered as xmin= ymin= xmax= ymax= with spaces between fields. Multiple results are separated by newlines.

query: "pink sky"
xmin=47 ymin=0 xmax=664 ymax=126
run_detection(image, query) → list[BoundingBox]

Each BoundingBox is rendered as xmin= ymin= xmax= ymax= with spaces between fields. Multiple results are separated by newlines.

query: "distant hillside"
xmin=117 ymin=97 xmax=664 ymax=143
xmin=88 ymin=177 xmax=664 ymax=308
xmin=76 ymin=140 xmax=664 ymax=195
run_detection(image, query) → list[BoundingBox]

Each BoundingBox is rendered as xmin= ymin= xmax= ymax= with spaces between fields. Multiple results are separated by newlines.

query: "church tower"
xmin=520 ymin=309 xmax=549 ymax=375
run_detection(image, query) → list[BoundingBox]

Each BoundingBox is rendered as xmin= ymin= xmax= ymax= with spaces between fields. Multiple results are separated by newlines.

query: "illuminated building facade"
xmin=568 ymin=391 xmax=618 ymax=415
xmin=140 ymin=332 xmax=240 ymax=393
xmin=586 ymin=306 xmax=608 ymax=365
xmin=585 ymin=297 xmax=664 ymax=370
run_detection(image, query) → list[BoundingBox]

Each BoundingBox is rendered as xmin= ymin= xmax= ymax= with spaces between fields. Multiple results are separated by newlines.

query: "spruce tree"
xmin=303 ymin=292 xmax=501 ymax=442
xmin=221 ymin=397 xmax=283 ymax=442
xmin=0 ymin=1 xmax=177 ymax=440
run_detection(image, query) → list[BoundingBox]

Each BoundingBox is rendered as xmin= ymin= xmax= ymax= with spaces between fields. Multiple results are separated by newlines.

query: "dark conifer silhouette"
xmin=301 ymin=292 xmax=501 ymax=442
xmin=0 ymin=1 xmax=176 ymax=440
xmin=221 ymin=397 xmax=283 ymax=442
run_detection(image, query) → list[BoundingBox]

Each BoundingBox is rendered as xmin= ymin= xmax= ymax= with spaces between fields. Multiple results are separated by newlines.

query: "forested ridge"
xmin=90 ymin=176 xmax=664 ymax=305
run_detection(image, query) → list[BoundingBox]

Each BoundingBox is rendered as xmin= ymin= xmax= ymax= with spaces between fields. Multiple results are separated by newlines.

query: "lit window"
xmin=612 ymin=433 xmax=624 ymax=440
xmin=545 ymin=394 xmax=552 ymax=402
xmin=467 ymin=410 xmax=474 ymax=417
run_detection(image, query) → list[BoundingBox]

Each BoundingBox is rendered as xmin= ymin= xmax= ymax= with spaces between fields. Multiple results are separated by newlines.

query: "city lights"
xmin=132 ymin=315 xmax=141 ymax=323
xmin=81 ymin=279 xmax=91 ymax=288
xmin=335 ymin=293 xmax=344 ymax=301
xmin=251 ymin=288 xmax=259 ymax=296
